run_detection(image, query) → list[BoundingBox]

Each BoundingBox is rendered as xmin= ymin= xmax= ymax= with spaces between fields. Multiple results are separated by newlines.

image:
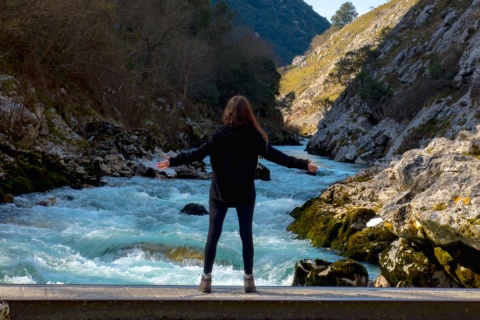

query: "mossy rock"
xmin=3 ymin=175 xmax=34 ymax=195
xmin=287 ymin=198 xmax=343 ymax=247
xmin=288 ymin=198 xmax=377 ymax=253
xmin=103 ymin=242 xmax=204 ymax=264
xmin=380 ymin=239 xmax=457 ymax=288
xmin=344 ymin=223 xmax=398 ymax=264
xmin=293 ymin=258 xmax=368 ymax=287
xmin=330 ymin=207 xmax=377 ymax=252
xmin=292 ymin=258 xmax=331 ymax=286
xmin=434 ymin=245 xmax=480 ymax=288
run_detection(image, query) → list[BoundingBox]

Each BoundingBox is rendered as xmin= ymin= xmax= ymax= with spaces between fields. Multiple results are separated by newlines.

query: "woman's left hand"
xmin=307 ymin=160 xmax=318 ymax=173
xmin=156 ymin=155 xmax=170 ymax=170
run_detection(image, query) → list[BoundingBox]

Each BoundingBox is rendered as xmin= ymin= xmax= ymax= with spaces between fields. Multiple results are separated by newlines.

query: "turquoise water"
xmin=0 ymin=143 xmax=380 ymax=286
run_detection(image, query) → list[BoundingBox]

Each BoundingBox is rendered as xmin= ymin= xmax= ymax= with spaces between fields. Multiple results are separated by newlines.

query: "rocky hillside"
xmin=212 ymin=0 xmax=330 ymax=65
xmin=286 ymin=0 xmax=480 ymax=288
xmin=279 ymin=0 xmax=419 ymax=135
xmin=306 ymin=0 xmax=479 ymax=164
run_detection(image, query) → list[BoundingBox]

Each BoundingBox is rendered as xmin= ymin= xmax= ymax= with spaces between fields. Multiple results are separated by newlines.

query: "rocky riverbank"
xmin=289 ymin=127 xmax=480 ymax=287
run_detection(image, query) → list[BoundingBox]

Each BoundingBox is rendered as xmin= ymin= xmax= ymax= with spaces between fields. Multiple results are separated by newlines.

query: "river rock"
xmin=103 ymin=242 xmax=204 ymax=266
xmin=433 ymin=245 xmax=480 ymax=288
xmin=374 ymin=274 xmax=391 ymax=288
xmin=180 ymin=203 xmax=208 ymax=216
xmin=293 ymin=258 xmax=368 ymax=287
xmin=0 ymin=301 xmax=9 ymax=320
xmin=135 ymin=163 xmax=157 ymax=178
xmin=380 ymin=238 xmax=459 ymax=288
xmin=256 ymin=163 xmax=270 ymax=181
xmin=170 ymin=163 xmax=211 ymax=180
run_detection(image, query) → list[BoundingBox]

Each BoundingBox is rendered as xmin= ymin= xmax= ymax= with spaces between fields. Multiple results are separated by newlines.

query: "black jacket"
xmin=169 ymin=125 xmax=309 ymax=206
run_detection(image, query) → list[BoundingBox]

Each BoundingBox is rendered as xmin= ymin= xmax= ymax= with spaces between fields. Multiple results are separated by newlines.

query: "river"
xmin=0 ymin=142 xmax=380 ymax=286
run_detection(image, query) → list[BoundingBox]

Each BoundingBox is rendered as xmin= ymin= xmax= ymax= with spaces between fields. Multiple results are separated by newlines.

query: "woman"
xmin=157 ymin=95 xmax=317 ymax=293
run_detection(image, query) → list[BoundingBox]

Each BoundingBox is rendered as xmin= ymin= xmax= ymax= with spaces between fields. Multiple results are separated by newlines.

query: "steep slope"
xmin=211 ymin=0 xmax=330 ymax=64
xmin=307 ymin=0 xmax=480 ymax=164
xmin=279 ymin=0 xmax=419 ymax=135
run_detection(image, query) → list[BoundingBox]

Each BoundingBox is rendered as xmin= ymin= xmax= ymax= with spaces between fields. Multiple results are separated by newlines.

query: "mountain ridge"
xmin=211 ymin=0 xmax=331 ymax=64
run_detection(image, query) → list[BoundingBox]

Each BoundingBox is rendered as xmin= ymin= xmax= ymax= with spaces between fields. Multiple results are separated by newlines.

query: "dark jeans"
xmin=204 ymin=201 xmax=255 ymax=275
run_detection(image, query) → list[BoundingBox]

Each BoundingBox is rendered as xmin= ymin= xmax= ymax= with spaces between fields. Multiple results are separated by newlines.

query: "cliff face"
xmin=306 ymin=0 xmax=479 ymax=164
xmin=280 ymin=0 xmax=419 ymax=135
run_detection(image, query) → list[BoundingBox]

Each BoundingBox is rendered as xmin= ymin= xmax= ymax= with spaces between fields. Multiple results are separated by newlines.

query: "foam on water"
xmin=0 ymin=142 xmax=380 ymax=285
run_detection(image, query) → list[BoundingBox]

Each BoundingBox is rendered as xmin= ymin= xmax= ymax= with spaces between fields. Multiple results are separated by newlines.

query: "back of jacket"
xmin=168 ymin=124 xmax=308 ymax=206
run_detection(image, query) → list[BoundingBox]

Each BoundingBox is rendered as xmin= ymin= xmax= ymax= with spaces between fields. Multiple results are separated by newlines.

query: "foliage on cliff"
xmin=279 ymin=0 xmax=418 ymax=134
xmin=0 ymin=0 xmax=288 ymax=147
xmin=211 ymin=0 xmax=331 ymax=65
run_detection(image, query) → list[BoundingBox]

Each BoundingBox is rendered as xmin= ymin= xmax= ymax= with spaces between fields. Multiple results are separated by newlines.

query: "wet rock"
xmin=103 ymin=242 xmax=204 ymax=266
xmin=180 ymin=203 xmax=208 ymax=216
xmin=255 ymin=163 xmax=270 ymax=181
xmin=3 ymin=193 xmax=14 ymax=203
xmin=293 ymin=258 xmax=368 ymax=287
xmin=37 ymin=197 xmax=57 ymax=207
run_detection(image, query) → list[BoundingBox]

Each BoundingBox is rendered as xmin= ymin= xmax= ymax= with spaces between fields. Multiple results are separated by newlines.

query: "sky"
xmin=303 ymin=0 xmax=391 ymax=21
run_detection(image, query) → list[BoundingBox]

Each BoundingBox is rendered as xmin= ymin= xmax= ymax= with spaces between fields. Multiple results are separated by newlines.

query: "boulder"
xmin=180 ymin=203 xmax=208 ymax=216
xmin=374 ymin=275 xmax=391 ymax=288
xmin=434 ymin=245 xmax=480 ymax=288
xmin=0 ymin=301 xmax=9 ymax=320
xmin=255 ymin=163 xmax=270 ymax=181
xmin=102 ymin=242 xmax=204 ymax=266
xmin=170 ymin=163 xmax=211 ymax=180
xmin=380 ymin=239 xmax=459 ymax=288
xmin=135 ymin=163 xmax=157 ymax=178
xmin=344 ymin=223 xmax=398 ymax=264
xmin=293 ymin=258 xmax=368 ymax=287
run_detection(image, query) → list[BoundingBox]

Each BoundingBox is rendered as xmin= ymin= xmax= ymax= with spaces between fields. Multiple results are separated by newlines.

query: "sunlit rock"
xmin=0 ymin=300 xmax=9 ymax=320
xmin=380 ymin=239 xmax=459 ymax=288
xmin=293 ymin=258 xmax=368 ymax=287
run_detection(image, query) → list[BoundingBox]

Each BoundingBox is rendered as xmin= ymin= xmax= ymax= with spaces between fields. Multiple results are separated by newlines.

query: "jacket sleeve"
xmin=262 ymin=144 xmax=309 ymax=170
xmin=169 ymin=142 xmax=209 ymax=167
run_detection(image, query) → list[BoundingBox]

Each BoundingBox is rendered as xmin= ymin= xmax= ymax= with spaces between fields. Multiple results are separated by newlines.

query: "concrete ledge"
xmin=2 ymin=285 xmax=480 ymax=320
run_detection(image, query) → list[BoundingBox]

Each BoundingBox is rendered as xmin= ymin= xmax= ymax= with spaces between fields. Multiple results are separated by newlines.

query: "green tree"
xmin=328 ymin=45 xmax=373 ymax=86
xmin=331 ymin=2 xmax=358 ymax=28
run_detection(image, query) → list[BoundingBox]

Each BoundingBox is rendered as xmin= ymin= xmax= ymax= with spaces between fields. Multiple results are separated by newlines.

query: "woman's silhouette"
xmin=157 ymin=95 xmax=317 ymax=293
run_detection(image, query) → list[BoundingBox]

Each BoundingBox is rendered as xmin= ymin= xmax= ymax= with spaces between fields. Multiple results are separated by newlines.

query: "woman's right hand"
xmin=307 ymin=160 xmax=318 ymax=173
xmin=156 ymin=155 xmax=170 ymax=170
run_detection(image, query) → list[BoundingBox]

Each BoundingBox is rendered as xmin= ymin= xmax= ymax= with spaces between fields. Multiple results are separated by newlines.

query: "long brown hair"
xmin=222 ymin=95 xmax=268 ymax=141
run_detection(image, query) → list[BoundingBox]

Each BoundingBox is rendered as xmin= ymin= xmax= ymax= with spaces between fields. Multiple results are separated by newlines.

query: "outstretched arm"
xmin=263 ymin=144 xmax=317 ymax=173
xmin=156 ymin=143 xmax=208 ymax=169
